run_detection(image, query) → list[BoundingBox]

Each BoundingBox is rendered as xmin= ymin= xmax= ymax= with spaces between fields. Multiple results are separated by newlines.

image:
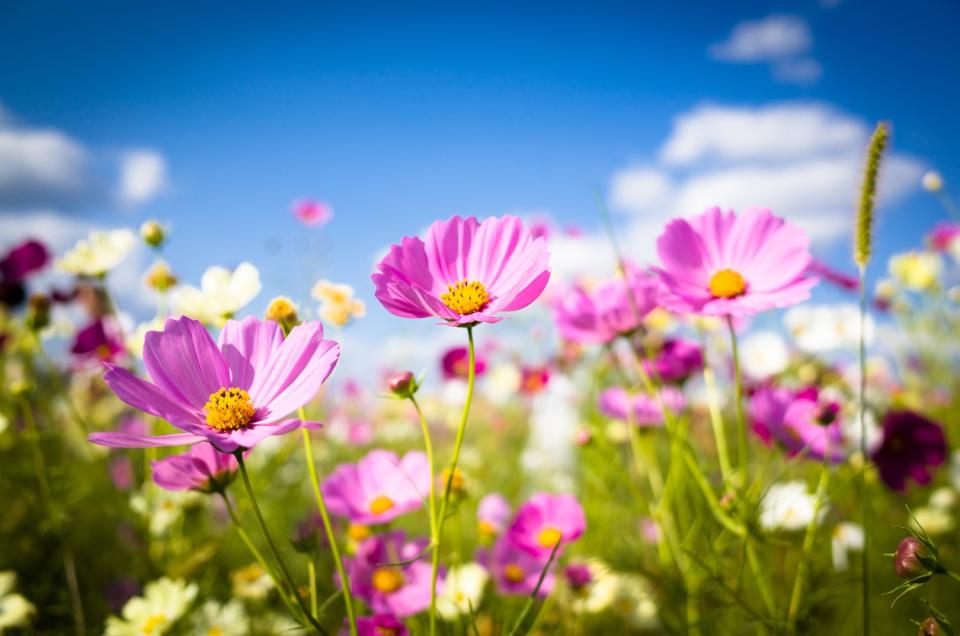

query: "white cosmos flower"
xmin=739 ymin=330 xmax=789 ymax=380
xmin=57 ymin=229 xmax=136 ymax=277
xmin=784 ymin=304 xmax=875 ymax=354
xmin=888 ymin=251 xmax=943 ymax=291
xmin=172 ymin=262 xmax=261 ymax=326
xmin=922 ymin=170 xmax=944 ymax=193
xmin=129 ymin=488 xmax=202 ymax=537
xmin=230 ymin=564 xmax=275 ymax=601
xmin=831 ymin=522 xmax=864 ymax=571
xmin=483 ymin=363 xmax=522 ymax=406
xmin=436 ymin=563 xmax=489 ymax=619
xmin=760 ymin=481 xmax=825 ymax=532
xmin=105 ymin=577 xmax=197 ymax=636
xmin=0 ymin=571 xmax=35 ymax=631
xmin=192 ymin=599 xmax=249 ymax=636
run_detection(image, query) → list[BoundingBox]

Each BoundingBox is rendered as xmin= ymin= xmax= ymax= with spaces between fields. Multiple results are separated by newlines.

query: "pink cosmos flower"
xmin=807 ymin=260 xmax=859 ymax=292
xmin=519 ymin=364 xmax=551 ymax=395
xmin=643 ymin=338 xmax=703 ymax=384
xmin=477 ymin=493 xmax=512 ymax=539
xmin=372 ymin=215 xmax=550 ymax=326
xmin=597 ymin=386 xmax=685 ymax=427
xmin=88 ymin=316 xmax=339 ymax=452
xmin=482 ymin=535 xmax=555 ymax=597
xmin=927 ymin=222 xmax=960 ymax=252
xmin=507 ymin=493 xmax=585 ymax=556
xmin=322 ymin=450 xmax=430 ymax=525
xmin=345 ymin=531 xmax=436 ymax=617
xmin=654 ymin=207 xmax=817 ymax=316
xmin=349 ymin=615 xmax=408 ymax=636
xmin=292 ymin=198 xmax=334 ymax=227
xmin=749 ymin=386 xmax=846 ymax=463
xmin=71 ymin=318 xmax=125 ymax=363
xmin=151 ymin=442 xmax=239 ymax=492
xmin=440 ymin=345 xmax=487 ymax=380
xmin=552 ymin=266 xmax=660 ymax=344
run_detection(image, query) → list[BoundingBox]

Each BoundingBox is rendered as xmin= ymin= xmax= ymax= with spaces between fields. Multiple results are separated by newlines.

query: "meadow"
xmin=3 ymin=123 xmax=960 ymax=635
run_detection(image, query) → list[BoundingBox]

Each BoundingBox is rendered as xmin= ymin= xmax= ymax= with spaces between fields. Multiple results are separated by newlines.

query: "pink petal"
xmin=102 ymin=364 xmax=202 ymax=429
xmin=143 ymin=317 xmax=231 ymax=408
xmin=218 ymin=317 xmax=285 ymax=390
xmin=89 ymin=431 xmax=206 ymax=448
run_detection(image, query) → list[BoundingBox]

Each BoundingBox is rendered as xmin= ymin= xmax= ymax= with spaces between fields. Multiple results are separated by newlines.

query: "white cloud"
xmin=709 ymin=15 xmax=821 ymax=85
xmin=604 ymin=101 xmax=924 ymax=263
xmin=118 ymin=150 xmax=167 ymax=207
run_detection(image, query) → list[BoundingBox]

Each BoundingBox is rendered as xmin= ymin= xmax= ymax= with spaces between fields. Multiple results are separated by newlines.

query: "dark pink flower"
xmin=482 ymin=535 xmax=554 ymax=597
xmin=872 ymin=410 xmax=947 ymax=492
xmin=322 ymin=450 xmax=430 ymax=525
xmin=0 ymin=239 xmax=49 ymax=281
xmin=351 ymin=614 xmax=408 ymax=636
xmin=806 ymin=260 xmax=859 ymax=292
xmin=89 ymin=316 xmax=339 ymax=452
xmin=507 ymin=493 xmax=585 ymax=556
xmin=71 ymin=318 xmax=125 ymax=363
xmin=151 ymin=442 xmax=239 ymax=493
xmin=643 ymin=338 xmax=703 ymax=384
xmin=654 ymin=207 xmax=817 ymax=316
xmin=372 ymin=215 xmax=550 ymax=327
xmin=440 ymin=346 xmax=486 ymax=381
xmin=597 ymin=386 xmax=685 ymax=427
xmin=552 ymin=266 xmax=660 ymax=344
xmin=927 ymin=222 xmax=960 ymax=252
xmin=519 ymin=364 xmax=551 ymax=395
xmin=292 ymin=198 xmax=334 ymax=227
xmin=749 ymin=386 xmax=846 ymax=463
xmin=345 ymin=531 xmax=436 ymax=617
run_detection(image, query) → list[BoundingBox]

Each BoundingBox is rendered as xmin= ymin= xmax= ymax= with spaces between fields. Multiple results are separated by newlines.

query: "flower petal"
xmin=217 ymin=316 xmax=285 ymax=390
xmin=88 ymin=432 xmax=206 ymax=448
xmin=143 ymin=316 xmax=231 ymax=408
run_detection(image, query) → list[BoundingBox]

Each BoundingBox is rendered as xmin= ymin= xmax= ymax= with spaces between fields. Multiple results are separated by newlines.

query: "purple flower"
xmin=88 ymin=316 xmax=339 ymax=452
xmin=346 ymin=531 xmax=435 ymax=617
xmin=71 ymin=318 xmax=125 ymax=363
xmin=350 ymin=614 xmax=408 ymax=636
xmin=477 ymin=493 xmax=512 ymax=540
xmin=643 ymin=338 xmax=703 ymax=384
xmin=0 ymin=240 xmax=49 ymax=281
xmin=872 ymin=410 xmax=947 ymax=492
xmin=563 ymin=563 xmax=593 ymax=592
xmin=440 ymin=345 xmax=487 ymax=380
xmin=927 ymin=222 xmax=960 ymax=252
xmin=482 ymin=535 xmax=555 ymax=597
xmin=597 ymin=386 xmax=685 ymax=427
xmin=372 ymin=215 xmax=550 ymax=326
xmin=749 ymin=386 xmax=846 ymax=463
xmin=654 ymin=207 xmax=817 ymax=316
xmin=322 ymin=450 xmax=430 ymax=525
xmin=507 ymin=493 xmax=585 ymax=556
xmin=552 ymin=265 xmax=660 ymax=344
xmin=151 ymin=442 xmax=239 ymax=493
xmin=806 ymin=260 xmax=860 ymax=292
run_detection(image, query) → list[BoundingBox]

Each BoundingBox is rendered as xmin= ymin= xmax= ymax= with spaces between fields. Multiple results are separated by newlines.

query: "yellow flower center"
xmin=141 ymin=614 xmax=167 ymax=634
xmin=375 ymin=627 xmax=400 ymax=636
xmin=207 ymin=628 xmax=225 ymax=636
xmin=204 ymin=387 xmax=255 ymax=431
xmin=371 ymin=567 xmax=405 ymax=594
xmin=708 ymin=268 xmax=747 ymax=299
xmin=537 ymin=527 xmax=563 ymax=548
xmin=441 ymin=279 xmax=489 ymax=315
xmin=369 ymin=495 xmax=395 ymax=515
xmin=441 ymin=468 xmax=466 ymax=494
xmin=348 ymin=523 xmax=372 ymax=542
xmin=504 ymin=563 xmax=526 ymax=583
xmin=477 ymin=520 xmax=496 ymax=538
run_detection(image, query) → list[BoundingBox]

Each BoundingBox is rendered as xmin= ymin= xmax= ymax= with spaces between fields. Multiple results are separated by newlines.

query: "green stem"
xmin=300 ymin=425 xmax=358 ymax=636
xmin=508 ymin=540 xmax=562 ymax=636
xmin=703 ymin=366 xmax=734 ymax=485
xmin=726 ymin=316 xmax=749 ymax=479
xmin=235 ymin=453 xmax=328 ymax=635
xmin=786 ymin=460 xmax=830 ymax=632
xmin=410 ymin=396 xmax=440 ymax=629
xmin=746 ymin=543 xmax=776 ymax=619
xmin=308 ymin=560 xmax=318 ymax=618
xmin=858 ymin=265 xmax=871 ymax=636
xmin=431 ymin=324 xmax=477 ymax=636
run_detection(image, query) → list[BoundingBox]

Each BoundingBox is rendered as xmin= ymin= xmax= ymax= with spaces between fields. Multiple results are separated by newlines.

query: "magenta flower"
xmin=507 ymin=493 xmax=585 ymax=556
xmin=563 ymin=563 xmax=593 ymax=592
xmin=597 ymin=386 xmax=685 ymax=427
xmin=807 ymin=260 xmax=859 ymax=292
xmin=88 ymin=316 xmax=339 ymax=452
xmin=872 ymin=410 xmax=947 ymax=492
xmin=482 ymin=535 xmax=555 ymax=597
xmin=322 ymin=450 xmax=430 ymax=525
xmin=440 ymin=345 xmax=487 ymax=380
xmin=292 ymin=198 xmax=334 ymax=227
xmin=552 ymin=266 xmax=660 ymax=344
xmin=519 ymin=364 xmax=551 ymax=395
xmin=927 ymin=222 xmax=960 ymax=252
xmin=643 ymin=338 xmax=703 ymax=384
xmin=71 ymin=318 xmax=125 ymax=363
xmin=654 ymin=207 xmax=817 ymax=316
xmin=346 ymin=531 xmax=436 ymax=617
xmin=0 ymin=239 xmax=49 ymax=281
xmin=151 ymin=442 xmax=239 ymax=493
xmin=350 ymin=615 xmax=408 ymax=636
xmin=372 ymin=215 xmax=550 ymax=326
xmin=749 ymin=386 xmax=846 ymax=463
xmin=477 ymin=493 xmax=512 ymax=539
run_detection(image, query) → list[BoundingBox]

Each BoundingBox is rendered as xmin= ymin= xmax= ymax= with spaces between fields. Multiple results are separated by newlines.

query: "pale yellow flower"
xmin=105 ymin=577 xmax=197 ymax=636
xmin=57 ymin=229 xmax=135 ymax=277
xmin=0 ymin=571 xmax=35 ymax=632
xmin=888 ymin=251 xmax=942 ymax=292
xmin=436 ymin=563 xmax=489 ymax=619
xmin=230 ymin=564 xmax=274 ymax=601
xmin=172 ymin=263 xmax=261 ymax=326
xmin=312 ymin=280 xmax=365 ymax=327
xmin=923 ymin=170 xmax=944 ymax=193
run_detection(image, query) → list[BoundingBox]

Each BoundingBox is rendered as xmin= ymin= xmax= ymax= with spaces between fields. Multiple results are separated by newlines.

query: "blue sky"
xmin=1 ymin=1 xmax=959 ymax=374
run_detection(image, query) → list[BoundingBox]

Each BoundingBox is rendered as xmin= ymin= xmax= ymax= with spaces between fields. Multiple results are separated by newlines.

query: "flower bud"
xmin=440 ymin=468 xmax=466 ymax=497
xmin=564 ymin=563 xmax=593 ymax=593
xmin=387 ymin=370 xmax=418 ymax=398
xmin=895 ymin=536 xmax=933 ymax=579
xmin=140 ymin=220 xmax=167 ymax=248
xmin=25 ymin=293 xmax=51 ymax=330
xmin=264 ymin=296 xmax=300 ymax=334
xmin=918 ymin=617 xmax=942 ymax=636
xmin=923 ymin=171 xmax=944 ymax=194
xmin=574 ymin=428 xmax=592 ymax=447
xmin=143 ymin=261 xmax=178 ymax=292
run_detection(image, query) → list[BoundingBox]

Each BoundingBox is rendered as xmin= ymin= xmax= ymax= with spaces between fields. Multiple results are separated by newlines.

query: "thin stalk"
xmin=858 ymin=265 xmax=871 ymax=636
xmin=431 ymin=324 xmax=477 ymax=636
xmin=235 ymin=453 xmax=328 ymax=635
xmin=308 ymin=560 xmax=318 ymax=618
xmin=409 ymin=396 xmax=440 ymax=628
xmin=300 ymin=423 xmax=358 ymax=636
xmin=786 ymin=459 xmax=830 ymax=632
xmin=726 ymin=316 xmax=749 ymax=478
xmin=508 ymin=541 xmax=562 ymax=636
xmin=746 ymin=543 xmax=776 ymax=618
xmin=703 ymin=366 xmax=734 ymax=485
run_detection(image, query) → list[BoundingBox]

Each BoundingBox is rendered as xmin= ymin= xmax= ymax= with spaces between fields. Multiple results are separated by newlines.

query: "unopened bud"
xmin=918 ymin=617 xmax=942 ymax=636
xmin=440 ymin=468 xmax=466 ymax=497
xmin=895 ymin=536 xmax=933 ymax=579
xmin=140 ymin=220 xmax=167 ymax=248
xmin=923 ymin=171 xmax=944 ymax=194
xmin=264 ymin=296 xmax=300 ymax=334
xmin=25 ymin=293 xmax=51 ymax=330
xmin=144 ymin=261 xmax=178 ymax=292
xmin=387 ymin=370 xmax=418 ymax=398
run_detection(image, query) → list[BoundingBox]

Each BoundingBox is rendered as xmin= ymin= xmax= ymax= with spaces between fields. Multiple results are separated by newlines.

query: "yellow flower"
xmin=888 ymin=251 xmax=942 ymax=292
xmin=0 ymin=572 xmax=35 ymax=631
xmin=312 ymin=280 xmax=365 ymax=327
xmin=105 ymin=577 xmax=197 ymax=636
xmin=57 ymin=229 xmax=135 ymax=277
